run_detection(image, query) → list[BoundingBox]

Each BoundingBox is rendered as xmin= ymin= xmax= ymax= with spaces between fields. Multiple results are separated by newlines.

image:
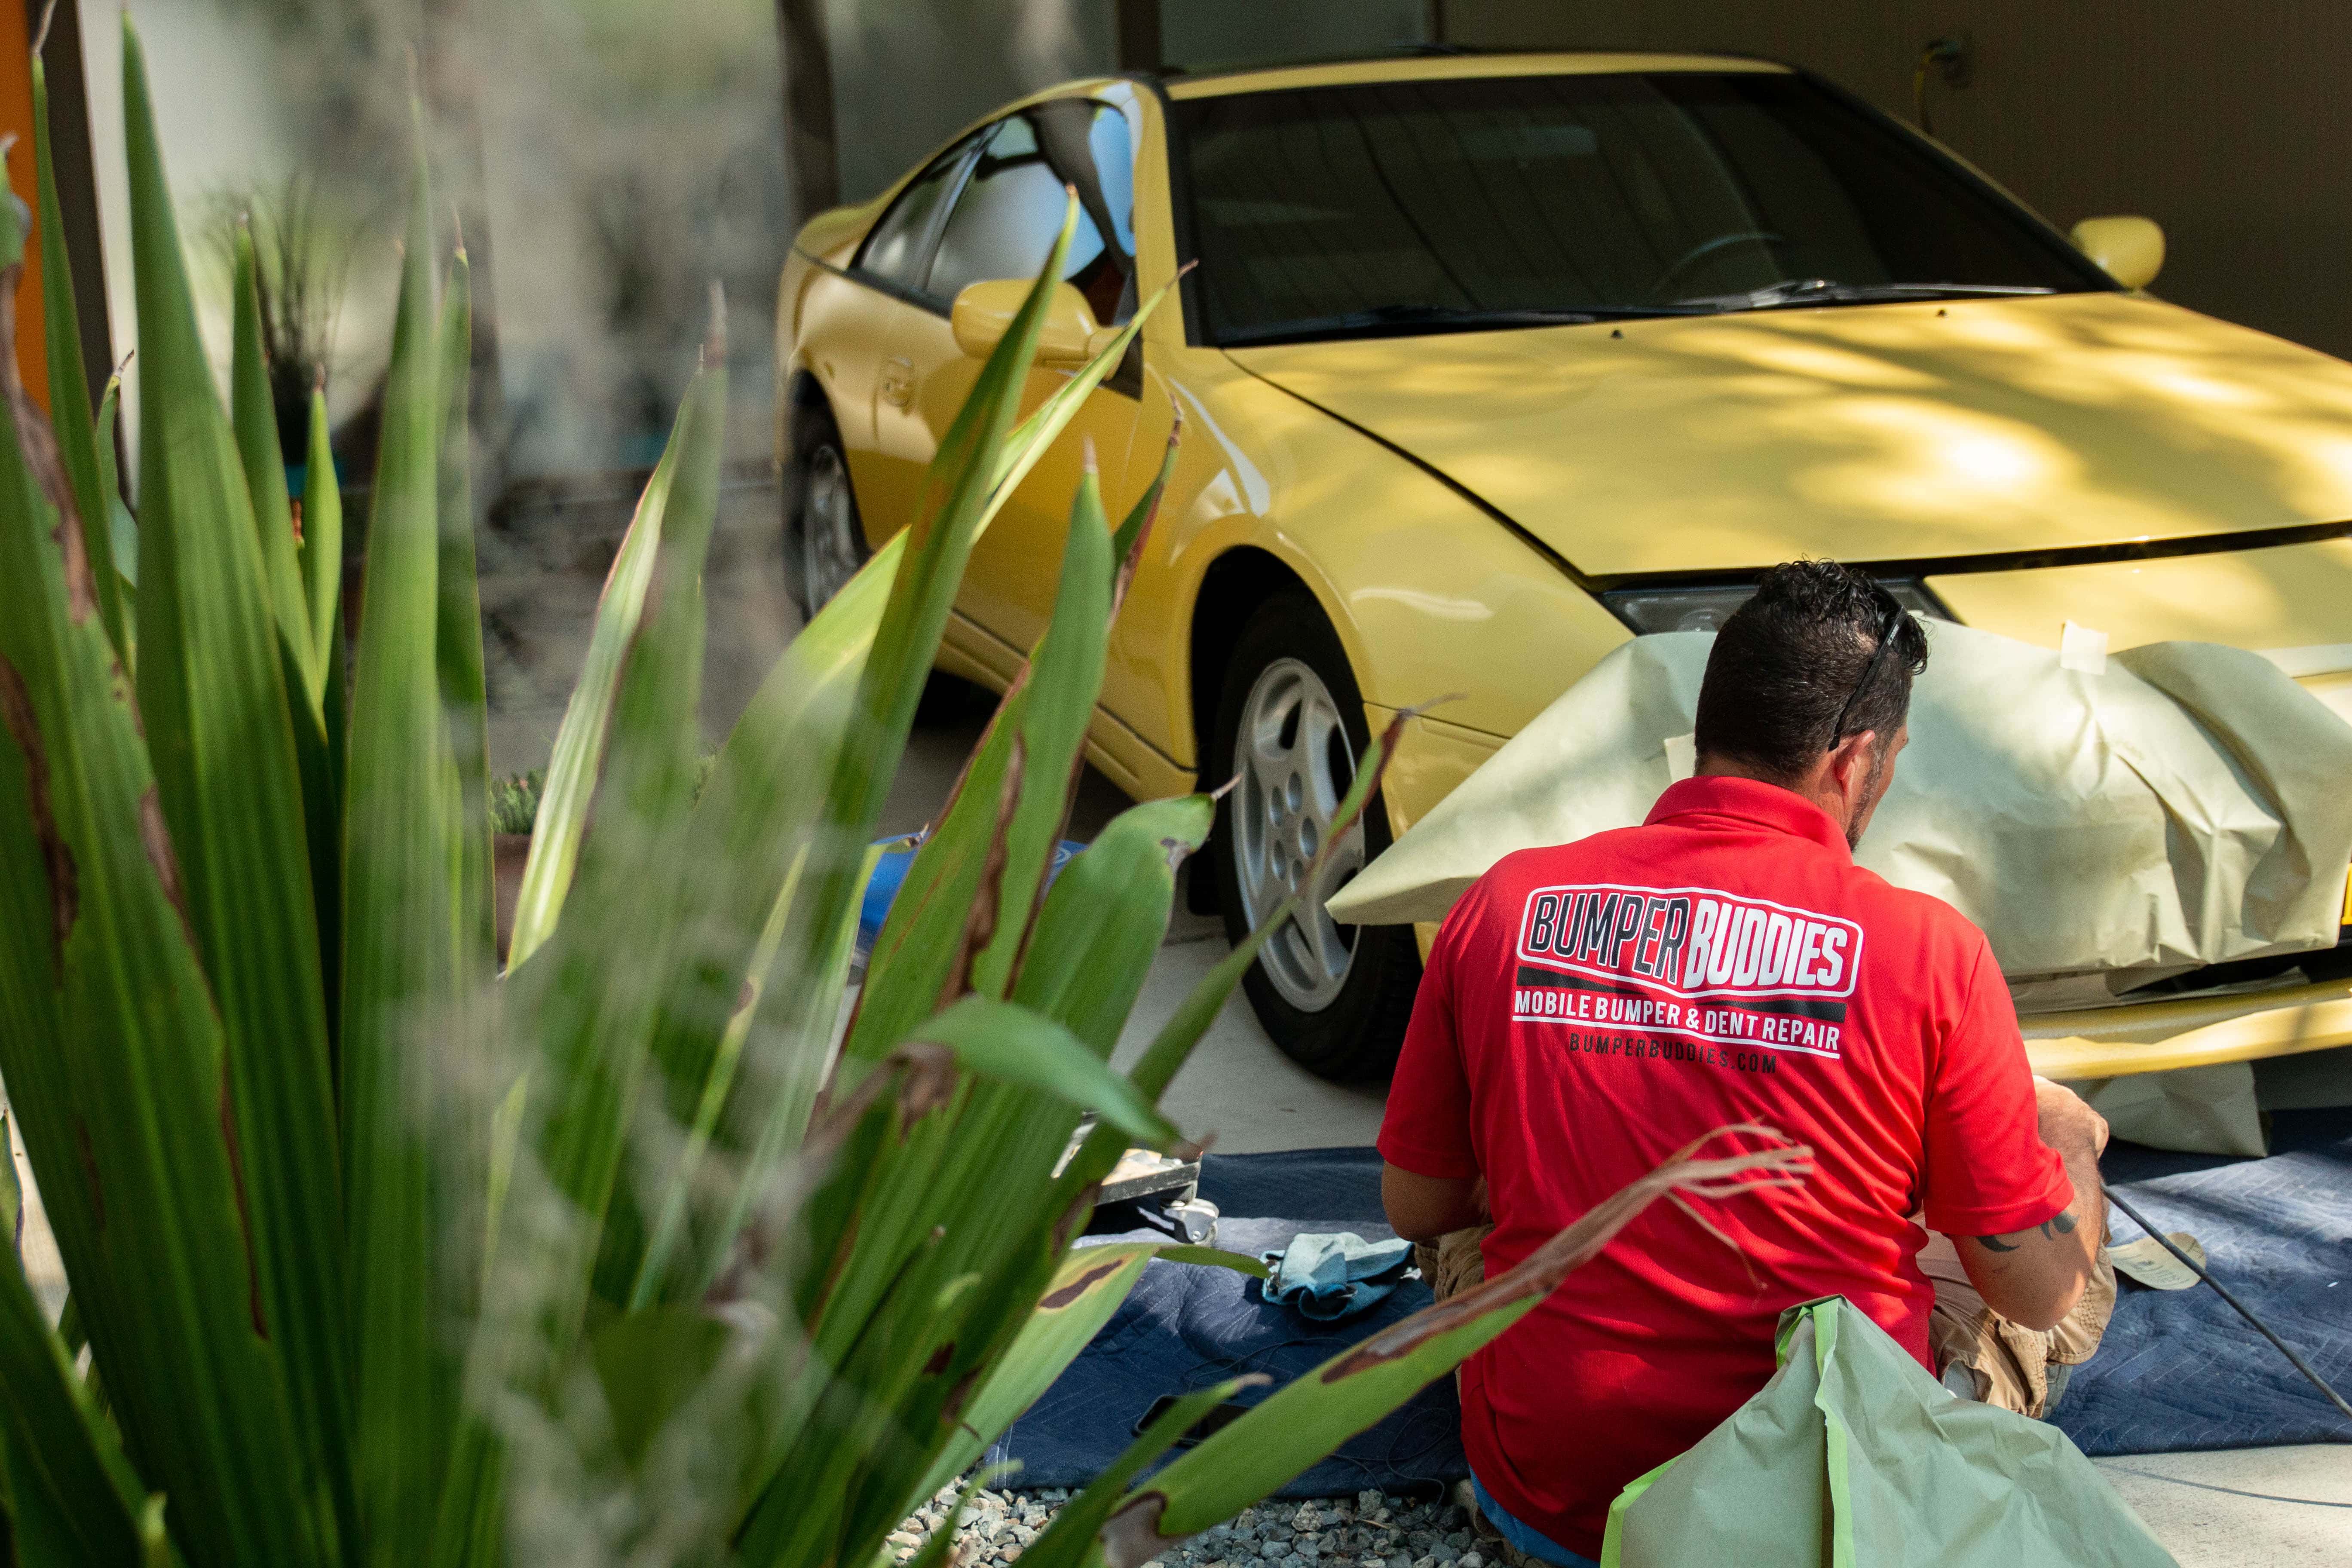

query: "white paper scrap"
xmin=2105 ymin=1231 xmax=2207 ymax=1290
xmin=2059 ymin=620 xmax=2110 ymax=675
xmin=1663 ymin=732 xmax=1697 ymax=783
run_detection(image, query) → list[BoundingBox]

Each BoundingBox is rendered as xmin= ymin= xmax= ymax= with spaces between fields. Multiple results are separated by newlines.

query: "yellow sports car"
xmin=775 ymin=51 xmax=2352 ymax=1079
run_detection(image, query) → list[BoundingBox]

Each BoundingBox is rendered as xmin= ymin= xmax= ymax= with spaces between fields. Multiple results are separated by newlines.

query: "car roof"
xmin=1160 ymin=50 xmax=1791 ymax=101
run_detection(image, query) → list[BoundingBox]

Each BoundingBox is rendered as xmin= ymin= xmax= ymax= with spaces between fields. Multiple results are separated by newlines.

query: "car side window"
xmin=926 ymin=101 xmax=1136 ymax=325
xmin=855 ymin=135 xmax=977 ymax=291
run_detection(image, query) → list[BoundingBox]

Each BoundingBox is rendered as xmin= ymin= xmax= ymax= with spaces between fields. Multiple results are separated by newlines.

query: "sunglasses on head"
xmin=1827 ymin=597 xmax=1907 ymax=750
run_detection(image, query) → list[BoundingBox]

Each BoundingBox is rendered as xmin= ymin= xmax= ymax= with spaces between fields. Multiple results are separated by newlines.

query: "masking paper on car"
xmin=1596 ymin=1296 xmax=2178 ymax=1568
xmin=1330 ymin=622 xmax=2352 ymax=983
xmin=2067 ymin=1062 xmax=2266 ymax=1158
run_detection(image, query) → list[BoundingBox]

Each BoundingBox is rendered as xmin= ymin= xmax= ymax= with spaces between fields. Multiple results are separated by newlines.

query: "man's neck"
xmin=1693 ymin=756 xmax=1854 ymax=841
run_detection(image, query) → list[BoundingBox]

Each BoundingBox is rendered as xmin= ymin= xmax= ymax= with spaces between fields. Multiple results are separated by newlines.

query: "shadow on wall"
xmin=86 ymin=0 xmax=795 ymax=482
xmin=825 ymin=0 xmax=1116 ymax=204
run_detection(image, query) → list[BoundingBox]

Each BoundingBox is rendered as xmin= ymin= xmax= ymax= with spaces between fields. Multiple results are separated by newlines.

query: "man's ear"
xmin=1828 ymin=729 xmax=1879 ymax=797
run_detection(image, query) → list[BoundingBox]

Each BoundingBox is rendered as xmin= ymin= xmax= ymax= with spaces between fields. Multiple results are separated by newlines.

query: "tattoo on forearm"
xmin=1977 ymin=1209 xmax=2078 ymax=1253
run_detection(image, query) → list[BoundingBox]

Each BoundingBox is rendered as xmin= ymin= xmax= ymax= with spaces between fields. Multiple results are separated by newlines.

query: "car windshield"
xmin=1175 ymin=71 xmax=2112 ymax=346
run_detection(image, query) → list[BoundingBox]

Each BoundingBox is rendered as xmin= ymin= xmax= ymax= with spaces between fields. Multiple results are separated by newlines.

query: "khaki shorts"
xmin=1917 ymin=1230 xmax=2117 ymax=1418
xmin=1416 ymin=1223 xmax=2116 ymax=1421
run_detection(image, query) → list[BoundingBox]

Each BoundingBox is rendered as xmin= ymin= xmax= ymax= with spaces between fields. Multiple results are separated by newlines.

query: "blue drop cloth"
xmin=2054 ymin=1106 xmax=2352 ymax=1455
xmin=990 ymin=1113 xmax=2352 ymax=1497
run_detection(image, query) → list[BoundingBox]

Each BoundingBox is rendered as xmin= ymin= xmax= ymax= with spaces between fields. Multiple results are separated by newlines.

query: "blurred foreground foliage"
xmin=0 ymin=21 xmax=1808 ymax=1568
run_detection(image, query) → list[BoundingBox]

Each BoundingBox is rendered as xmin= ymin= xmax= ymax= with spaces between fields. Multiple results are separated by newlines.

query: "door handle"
xmin=881 ymin=356 xmax=915 ymax=408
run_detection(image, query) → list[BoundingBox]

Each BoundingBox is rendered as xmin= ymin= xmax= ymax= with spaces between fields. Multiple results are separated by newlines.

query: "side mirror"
xmin=951 ymin=279 xmax=1121 ymax=367
xmin=2070 ymin=215 xmax=2165 ymax=290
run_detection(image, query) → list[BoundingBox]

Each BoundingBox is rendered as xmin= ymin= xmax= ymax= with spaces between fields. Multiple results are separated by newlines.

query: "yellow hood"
xmin=1232 ymin=293 xmax=2352 ymax=579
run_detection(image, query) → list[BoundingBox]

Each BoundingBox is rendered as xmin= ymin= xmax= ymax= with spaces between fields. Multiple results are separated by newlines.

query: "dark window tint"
xmin=856 ymin=135 xmax=976 ymax=289
xmin=928 ymin=101 xmax=1137 ymax=323
xmin=1175 ymin=72 xmax=2110 ymax=343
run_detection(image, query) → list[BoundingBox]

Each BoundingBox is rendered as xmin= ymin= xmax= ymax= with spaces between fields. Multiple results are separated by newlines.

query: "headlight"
xmin=1600 ymin=578 xmax=1952 ymax=635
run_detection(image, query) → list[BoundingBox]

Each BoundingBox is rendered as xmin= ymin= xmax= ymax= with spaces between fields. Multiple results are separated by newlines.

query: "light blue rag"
xmin=1258 ymin=1231 xmax=1415 ymax=1321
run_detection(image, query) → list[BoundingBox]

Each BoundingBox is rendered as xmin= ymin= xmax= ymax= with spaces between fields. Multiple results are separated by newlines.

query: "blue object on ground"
xmin=989 ymin=1116 xmax=2352 ymax=1498
xmin=2054 ymin=1106 xmax=2352 ymax=1456
xmin=856 ymin=837 xmax=1085 ymax=964
xmin=1259 ymin=1231 xmax=1415 ymax=1320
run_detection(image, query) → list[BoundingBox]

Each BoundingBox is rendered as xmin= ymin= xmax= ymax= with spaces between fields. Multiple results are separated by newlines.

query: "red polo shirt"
xmin=1378 ymin=776 xmax=2070 ymax=1559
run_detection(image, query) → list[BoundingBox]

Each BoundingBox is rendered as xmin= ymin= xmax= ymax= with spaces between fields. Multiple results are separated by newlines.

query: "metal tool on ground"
xmin=2103 ymin=1185 xmax=2352 ymax=1424
xmin=1054 ymin=1118 xmax=1219 ymax=1244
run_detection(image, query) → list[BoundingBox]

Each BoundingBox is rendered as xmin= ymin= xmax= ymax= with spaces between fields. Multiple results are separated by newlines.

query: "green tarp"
xmin=1599 ymin=1296 xmax=2177 ymax=1568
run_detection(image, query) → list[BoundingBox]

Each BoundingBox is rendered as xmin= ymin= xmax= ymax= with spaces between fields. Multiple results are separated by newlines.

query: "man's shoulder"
xmin=1447 ymin=832 xmax=1656 ymax=941
xmin=1838 ymin=861 xmax=1993 ymax=958
xmin=1480 ymin=826 xmax=1658 ymax=886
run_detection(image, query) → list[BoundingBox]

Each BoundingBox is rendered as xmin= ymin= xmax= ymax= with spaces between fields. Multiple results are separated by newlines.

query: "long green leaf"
xmin=29 ymin=58 xmax=126 ymax=667
xmin=229 ymin=221 xmax=315 ymax=701
xmin=911 ymin=996 xmax=1177 ymax=1145
xmin=0 ymin=1113 xmax=17 ymax=1245
xmin=95 ymin=372 xmax=136 ymax=595
xmin=792 ymin=192 xmax=1082 ymax=980
xmin=971 ymin=466 xmax=1112 ymax=997
xmin=1014 ymin=794 xmax=1210 ymax=1057
xmin=436 ymin=307 xmax=731 ymax=1562
xmin=707 ymin=202 xmax=1087 ymax=1375
xmin=299 ymin=386 xmax=340 ymax=683
xmin=823 ymin=800 xmax=1212 ymax=1548
xmin=119 ymin=21 xmax=354 ymax=1561
xmin=629 ymin=535 xmax=904 ymax=1308
xmin=0 ymin=99 xmax=331 ymax=1567
xmin=0 ymin=1240 xmax=149 ymax=1565
xmin=982 ymin=276 xmax=1176 ymax=541
xmin=504 ymin=416 xmax=680 ymax=968
xmin=843 ymin=461 xmax=1113 ymax=1066
xmin=1050 ymin=709 xmax=1411 ymax=1232
xmin=339 ymin=118 xmax=458 ymax=1568
xmin=741 ymin=464 xmax=1131 ymax=1566
xmin=435 ymin=251 xmax=493 ymax=971
xmin=518 ymin=315 xmax=727 ymax=1240
xmin=1109 ymin=416 xmax=1180 ymax=596
xmin=295 ymin=386 xmax=346 ymax=1041
xmin=626 ymin=842 xmax=805 ymax=1311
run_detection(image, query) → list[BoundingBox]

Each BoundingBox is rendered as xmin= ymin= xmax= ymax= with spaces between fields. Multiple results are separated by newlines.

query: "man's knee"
xmin=1419 ymin=1224 xmax=1493 ymax=1304
xmin=1925 ymin=1232 xmax=2117 ymax=1420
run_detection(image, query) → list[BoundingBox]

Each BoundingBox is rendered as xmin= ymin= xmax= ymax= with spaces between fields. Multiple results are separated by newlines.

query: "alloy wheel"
xmin=798 ymin=444 xmax=864 ymax=612
xmin=1230 ymin=656 xmax=1365 ymax=1011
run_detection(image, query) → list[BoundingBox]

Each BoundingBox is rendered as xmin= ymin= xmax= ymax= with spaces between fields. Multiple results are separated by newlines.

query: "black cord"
xmin=2103 ymin=1185 xmax=2352 ymax=1425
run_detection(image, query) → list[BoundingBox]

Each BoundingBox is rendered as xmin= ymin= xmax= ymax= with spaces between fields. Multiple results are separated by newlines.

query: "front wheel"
xmin=783 ymin=404 xmax=869 ymax=619
xmin=1207 ymin=594 xmax=1421 ymax=1081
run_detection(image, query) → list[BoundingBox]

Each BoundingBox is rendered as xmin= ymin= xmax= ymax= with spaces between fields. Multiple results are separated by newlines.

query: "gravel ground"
xmin=891 ymin=1487 xmax=1518 ymax=1568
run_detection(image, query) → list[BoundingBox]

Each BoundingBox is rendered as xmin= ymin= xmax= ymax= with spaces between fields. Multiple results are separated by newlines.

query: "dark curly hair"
xmin=1693 ymin=560 xmax=1930 ymax=782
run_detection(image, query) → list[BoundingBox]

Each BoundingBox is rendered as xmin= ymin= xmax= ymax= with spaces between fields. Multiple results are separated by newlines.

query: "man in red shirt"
xmin=1378 ymin=562 xmax=2113 ymax=1568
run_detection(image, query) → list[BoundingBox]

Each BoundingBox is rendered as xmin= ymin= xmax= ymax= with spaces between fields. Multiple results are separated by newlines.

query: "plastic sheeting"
xmin=1332 ymin=622 xmax=2352 ymax=986
xmin=1598 ymin=1296 xmax=2178 ymax=1567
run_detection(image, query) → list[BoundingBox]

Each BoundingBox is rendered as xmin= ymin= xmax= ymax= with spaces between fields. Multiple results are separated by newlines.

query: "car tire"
xmin=1207 ymin=592 xmax=1422 ymax=1081
xmin=783 ymin=401 xmax=870 ymax=620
